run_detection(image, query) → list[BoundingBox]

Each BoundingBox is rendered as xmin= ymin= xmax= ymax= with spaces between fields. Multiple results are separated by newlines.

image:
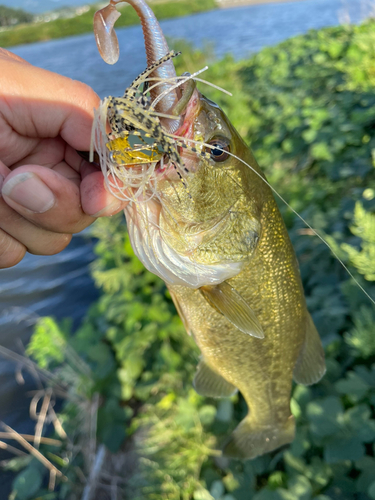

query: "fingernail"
xmin=2 ymin=172 xmax=55 ymax=213
xmin=92 ymin=199 xmax=123 ymax=218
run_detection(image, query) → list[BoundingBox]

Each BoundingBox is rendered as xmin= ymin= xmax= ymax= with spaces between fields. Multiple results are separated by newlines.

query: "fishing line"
xmin=190 ymin=77 xmax=233 ymax=96
xmin=91 ymin=63 xmax=375 ymax=305
xmin=142 ymin=73 xmax=232 ymax=98
xmin=167 ymin=132 xmax=375 ymax=307
xmin=150 ymin=66 xmax=210 ymax=109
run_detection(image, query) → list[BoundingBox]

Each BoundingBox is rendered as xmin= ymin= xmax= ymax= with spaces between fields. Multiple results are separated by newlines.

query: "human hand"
xmin=0 ymin=49 xmax=128 ymax=268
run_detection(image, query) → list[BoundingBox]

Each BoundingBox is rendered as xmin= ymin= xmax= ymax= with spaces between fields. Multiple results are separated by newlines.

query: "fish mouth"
xmin=174 ymin=87 xmax=201 ymax=141
xmin=90 ymin=78 xmax=202 ymax=203
xmin=115 ymin=86 xmax=201 ymax=190
xmin=154 ymin=87 xmax=202 ymax=180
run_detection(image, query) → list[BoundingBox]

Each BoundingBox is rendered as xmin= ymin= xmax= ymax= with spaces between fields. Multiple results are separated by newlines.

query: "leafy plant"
xmin=0 ymin=6 xmax=33 ymax=27
xmin=342 ymin=202 xmax=375 ymax=281
xmin=5 ymin=18 xmax=375 ymax=500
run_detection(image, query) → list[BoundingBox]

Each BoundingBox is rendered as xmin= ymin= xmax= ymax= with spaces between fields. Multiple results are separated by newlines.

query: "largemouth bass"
xmin=92 ymin=0 xmax=326 ymax=459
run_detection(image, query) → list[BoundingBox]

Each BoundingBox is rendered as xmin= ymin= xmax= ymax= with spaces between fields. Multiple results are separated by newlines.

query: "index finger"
xmin=0 ymin=52 xmax=100 ymax=162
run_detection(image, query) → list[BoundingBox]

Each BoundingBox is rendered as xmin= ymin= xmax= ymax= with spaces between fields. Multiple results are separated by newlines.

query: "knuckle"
xmin=29 ymin=233 xmax=72 ymax=256
xmin=71 ymin=80 xmax=99 ymax=110
xmin=30 ymin=209 xmax=93 ymax=235
xmin=0 ymin=231 xmax=26 ymax=268
xmin=73 ymin=214 xmax=95 ymax=233
xmin=55 ymin=216 xmax=92 ymax=235
xmin=0 ymin=249 xmax=26 ymax=268
xmin=59 ymin=212 xmax=94 ymax=234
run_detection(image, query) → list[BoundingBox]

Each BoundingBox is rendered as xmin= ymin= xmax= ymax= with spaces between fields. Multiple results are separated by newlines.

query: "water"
xmin=8 ymin=0 xmax=372 ymax=98
xmin=0 ymin=0 xmax=372 ymax=494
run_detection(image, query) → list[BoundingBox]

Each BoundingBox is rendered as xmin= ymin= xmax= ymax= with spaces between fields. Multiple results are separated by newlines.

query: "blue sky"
xmin=1 ymin=0 xmax=95 ymax=13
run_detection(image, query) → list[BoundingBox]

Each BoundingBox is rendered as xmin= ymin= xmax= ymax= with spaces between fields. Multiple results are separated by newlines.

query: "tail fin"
xmin=223 ymin=415 xmax=295 ymax=460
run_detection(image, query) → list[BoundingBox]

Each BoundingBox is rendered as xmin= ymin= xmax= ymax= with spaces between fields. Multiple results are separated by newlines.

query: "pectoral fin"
xmin=293 ymin=313 xmax=326 ymax=386
xmin=193 ymin=359 xmax=237 ymax=398
xmin=200 ymin=282 xmax=264 ymax=339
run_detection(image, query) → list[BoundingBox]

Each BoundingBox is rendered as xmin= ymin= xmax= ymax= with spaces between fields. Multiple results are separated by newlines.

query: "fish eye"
xmin=207 ymin=137 xmax=231 ymax=162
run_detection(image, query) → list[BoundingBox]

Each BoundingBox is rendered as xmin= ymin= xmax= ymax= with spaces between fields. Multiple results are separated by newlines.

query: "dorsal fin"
xmin=200 ymin=282 xmax=264 ymax=339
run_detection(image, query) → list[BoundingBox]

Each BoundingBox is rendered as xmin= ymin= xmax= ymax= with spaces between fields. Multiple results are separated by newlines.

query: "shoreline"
xmin=0 ymin=0 xmax=310 ymax=49
xmin=217 ymin=0 xmax=306 ymax=7
xmin=0 ymin=0 xmax=215 ymax=48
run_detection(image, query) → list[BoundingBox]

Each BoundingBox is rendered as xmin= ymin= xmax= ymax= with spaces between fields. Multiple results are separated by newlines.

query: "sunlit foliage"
xmin=0 ymin=6 xmax=33 ymax=27
xmin=6 ymin=19 xmax=375 ymax=500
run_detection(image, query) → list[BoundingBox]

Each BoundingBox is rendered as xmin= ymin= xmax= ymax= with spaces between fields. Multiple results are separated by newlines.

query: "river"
xmin=0 ymin=0 xmax=372 ymax=494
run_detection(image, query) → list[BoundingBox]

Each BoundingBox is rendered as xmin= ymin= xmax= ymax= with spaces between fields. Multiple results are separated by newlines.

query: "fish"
xmin=91 ymin=0 xmax=326 ymax=460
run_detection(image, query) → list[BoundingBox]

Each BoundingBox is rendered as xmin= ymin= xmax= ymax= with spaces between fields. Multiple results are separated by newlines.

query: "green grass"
xmin=0 ymin=0 xmax=217 ymax=48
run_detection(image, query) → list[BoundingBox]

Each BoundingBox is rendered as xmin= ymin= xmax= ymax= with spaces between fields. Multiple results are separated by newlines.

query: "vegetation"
xmin=0 ymin=5 xmax=33 ymax=27
xmin=0 ymin=0 xmax=217 ymax=48
xmin=3 ymin=18 xmax=375 ymax=500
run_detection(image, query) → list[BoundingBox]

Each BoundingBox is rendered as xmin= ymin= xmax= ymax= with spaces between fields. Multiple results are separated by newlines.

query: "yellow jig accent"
xmin=106 ymin=135 xmax=163 ymax=166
